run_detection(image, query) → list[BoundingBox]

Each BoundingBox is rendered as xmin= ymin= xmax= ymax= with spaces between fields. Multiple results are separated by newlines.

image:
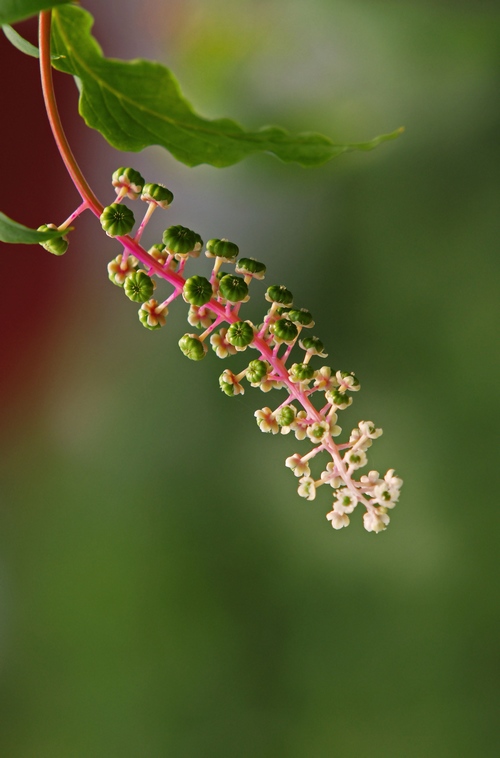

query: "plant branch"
xmin=39 ymin=11 xmax=102 ymax=215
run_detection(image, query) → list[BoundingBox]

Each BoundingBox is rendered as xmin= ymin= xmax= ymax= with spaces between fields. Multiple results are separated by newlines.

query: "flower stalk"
xmin=38 ymin=9 xmax=402 ymax=534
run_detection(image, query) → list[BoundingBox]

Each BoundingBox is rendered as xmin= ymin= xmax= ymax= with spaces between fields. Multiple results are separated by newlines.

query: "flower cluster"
xmin=43 ymin=167 xmax=402 ymax=533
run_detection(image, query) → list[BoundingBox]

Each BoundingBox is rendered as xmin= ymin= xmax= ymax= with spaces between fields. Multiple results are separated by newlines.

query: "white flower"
xmin=297 ymin=476 xmax=316 ymax=501
xmin=210 ymin=328 xmax=237 ymax=359
xmin=107 ymin=253 xmax=138 ymax=285
xmin=291 ymin=411 xmax=309 ymax=441
xmin=334 ymin=489 xmax=358 ymax=514
xmin=360 ymin=470 xmax=382 ymax=487
xmin=306 ymin=421 xmax=329 ymax=442
xmin=260 ymin=378 xmax=284 ymax=392
xmin=254 ymin=407 xmax=279 ymax=434
xmin=285 ymin=454 xmax=311 ymax=478
xmin=221 ymin=369 xmax=245 ymax=396
xmin=188 ymin=305 xmax=215 ymax=329
xmin=384 ymin=469 xmax=403 ymax=490
xmin=314 ymin=366 xmax=338 ymax=392
xmin=348 ymin=428 xmax=372 ymax=452
xmin=363 ymin=507 xmax=390 ymax=533
xmin=358 ymin=420 xmax=383 ymax=439
xmin=140 ymin=299 xmax=168 ymax=327
xmin=373 ymin=482 xmax=400 ymax=508
xmin=328 ymin=411 xmax=342 ymax=437
xmin=344 ymin=448 xmax=367 ymax=470
xmin=320 ymin=462 xmax=342 ymax=489
xmin=326 ymin=509 xmax=350 ymax=530
xmin=336 ymin=371 xmax=360 ymax=393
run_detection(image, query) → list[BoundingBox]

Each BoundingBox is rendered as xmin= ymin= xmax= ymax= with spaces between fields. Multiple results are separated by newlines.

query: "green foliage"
xmin=49 ymin=5 xmax=402 ymax=169
xmin=2 ymin=24 xmax=39 ymax=56
xmin=0 ymin=0 xmax=66 ymax=25
xmin=0 ymin=211 xmax=67 ymax=244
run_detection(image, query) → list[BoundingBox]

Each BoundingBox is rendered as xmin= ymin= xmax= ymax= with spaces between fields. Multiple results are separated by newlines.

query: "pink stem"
xmin=38 ymin=10 xmax=369 ymax=508
xmin=58 ymin=200 xmax=89 ymax=230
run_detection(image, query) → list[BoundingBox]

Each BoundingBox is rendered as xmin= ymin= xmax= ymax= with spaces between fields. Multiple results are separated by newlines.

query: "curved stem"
xmin=38 ymin=11 xmax=102 ymax=215
xmin=37 ymin=11 xmax=370 ymax=509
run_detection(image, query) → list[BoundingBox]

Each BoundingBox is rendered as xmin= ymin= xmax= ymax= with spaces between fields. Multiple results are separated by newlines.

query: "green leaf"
xmin=51 ymin=5 xmax=403 ymax=169
xmin=0 ymin=0 xmax=68 ymax=25
xmin=2 ymin=23 xmax=63 ymax=58
xmin=0 ymin=212 xmax=67 ymax=244
xmin=2 ymin=23 xmax=39 ymax=56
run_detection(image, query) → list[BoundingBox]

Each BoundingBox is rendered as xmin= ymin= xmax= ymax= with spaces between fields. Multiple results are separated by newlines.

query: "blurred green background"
xmin=1 ymin=0 xmax=499 ymax=755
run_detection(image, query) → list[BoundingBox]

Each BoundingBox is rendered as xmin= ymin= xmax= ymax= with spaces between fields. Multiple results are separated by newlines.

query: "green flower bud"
xmin=183 ymin=275 xmax=213 ymax=307
xmin=299 ymin=336 xmax=326 ymax=356
xmin=246 ymin=360 xmax=269 ymax=383
xmin=141 ymin=183 xmax=174 ymax=209
xmin=271 ymin=318 xmax=299 ymax=344
xmin=217 ymin=239 xmax=239 ymax=261
xmin=124 ymin=270 xmax=155 ymax=303
xmin=265 ymin=285 xmax=293 ymax=306
xmin=37 ymin=224 xmax=68 ymax=256
xmin=178 ymin=333 xmax=207 ymax=361
xmin=112 ymin=167 xmax=145 ymax=199
xmin=219 ymin=372 xmax=235 ymax=396
xmin=162 ymin=225 xmax=201 ymax=256
xmin=289 ymin=363 xmax=315 ymax=382
xmin=276 ymin=405 xmax=297 ymax=427
xmin=218 ymin=274 xmax=249 ymax=302
xmin=326 ymin=389 xmax=353 ymax=410
xmin=226 ymin=321 xmax=254 ymax=348
xmin=235 ymin=257 xmax=266 ymax=280
xmin=100 ymin=203 xmax=135 ymax=237
xmin=205 ymin=238 xmax=221 ymax=257
xmin=288 ymin=308 xmax=314 ymax=327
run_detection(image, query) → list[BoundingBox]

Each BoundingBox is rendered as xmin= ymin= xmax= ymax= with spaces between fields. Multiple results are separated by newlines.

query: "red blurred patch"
xmin=0 ymin=18 xmax=85 ymax=416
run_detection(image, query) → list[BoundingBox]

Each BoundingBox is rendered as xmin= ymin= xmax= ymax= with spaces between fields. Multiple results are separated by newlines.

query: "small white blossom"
xmin=221 ymin=369 xmax=245 ymax=396
xmin=259 ymin=377 xmax=284 ymax=392
xmin=210 ymin=328 xmax=237 ymax=359
xmin=344 ymin=448 xmax=368 ymax=470
xmin=328 ymin=411 xmax=342 ymax=437
xmin=358 ymin=420 xmax=383 ymax=439
xmin=314 ymin=366 xmax=338 ymax=392
xmin=363 ymin=507 xmax=390 ymax=533
xmin=188 ymin=305 xmax=215 ymax=329
xmin=291 ymin=411 xmax=309 ymax=441
xmin=107 ymin=253 xmax=138 ymax=285
xmin=140 ymin=299 xmax=168 ymax=328
xmin=254 ymin=407 xmax=279 ymax=434
xmin=373 ymin=482 xmax=400 ymax=508
xmin=348 ymin=428 xmax=372 ymax=452
xmin=306 ymin=421 xmax=329 ymax=443
xmin=384 ymin=469 xmax=403 ymax=490
xmin=297 ymin=476 xmax=316 ymax=501
xmin=334 ymin=489 xmax=358 ymax=514
xmin=360 ymin=470 xmax=382 ymax=487
xmin=326 ymin=509 xmax=350 ymax=529
xmin=336 ymin=371 xmax=360 ymax=393
xmin=320 ymin=462 xmax=342 ymax=489
xmin=285 ymin=454 xmax=311 ymax=478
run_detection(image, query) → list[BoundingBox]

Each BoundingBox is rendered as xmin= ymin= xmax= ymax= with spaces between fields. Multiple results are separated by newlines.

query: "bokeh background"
xmin=1 ymin=0 xmax=499 ymax=755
